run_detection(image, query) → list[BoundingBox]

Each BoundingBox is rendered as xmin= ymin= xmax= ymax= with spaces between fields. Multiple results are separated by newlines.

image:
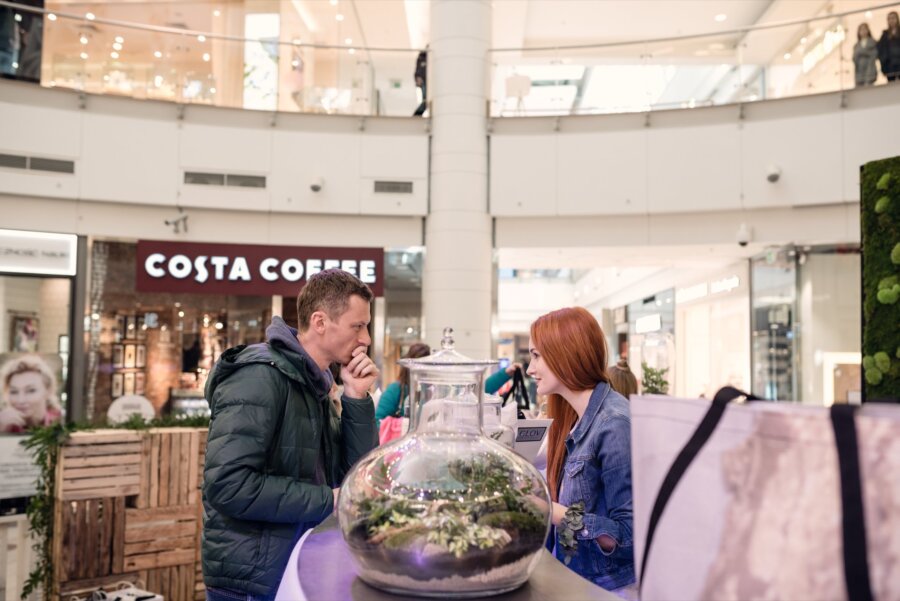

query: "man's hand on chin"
xmin=341 ymin=346 xmax=379 ymax=398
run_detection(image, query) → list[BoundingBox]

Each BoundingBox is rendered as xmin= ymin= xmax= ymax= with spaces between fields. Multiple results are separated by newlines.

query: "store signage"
xmin=676 ymin=275 xmax=742 ymax=305
xmin=136 ymin=240 xmax=384 ymax=296
xmin=635 ymin=313 xmax=662 ymax=334
xmin=0 ymin=436 xmax=39 ymax=499
xmin=0 ymin=228 xmax=77 ymax=276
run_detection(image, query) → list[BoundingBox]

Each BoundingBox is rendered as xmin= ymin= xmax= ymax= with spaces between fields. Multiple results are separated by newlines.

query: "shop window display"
xmin=86 ymin=241 xmax=271 ymax=422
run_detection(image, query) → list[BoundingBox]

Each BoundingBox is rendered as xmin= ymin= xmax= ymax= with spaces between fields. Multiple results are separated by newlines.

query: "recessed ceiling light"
xmin=784 ymin=52 xmax=791 ymax=60
xmin=110 ymin=51 xmax=119 ymax=59
xmin=348 ymin=47 xmax=355 ymax=54
xmin=86 ymin=12 xmax=95 ymax=20
xmin=11 ymin=61 xmax=18 ymax=69
xmin=103 ymin=75 xmax=110 ymax=81
xmin=80 ymin=52 xmax=88 ymax=59
xmin=210 ymin=87 xmax=217 ymax=93
xmin=292 ymin=38 xmax=302 ymax=45
xmin=203 ymin=52 xmax=211 ymax=62
xmin=714 ymin=14 xmax=727 ymax=22
xmin=154 ymin=50 xmax=162 ymax=58
xmin=213 ymin=9 xmax=221 ymax=17
xmin=14 ymin=13 xmax=22 ymax=22
xmin=336 ymin=13 xmax=344 ymax=22
xmin=330 ymin=0 xmax=338 ymax=5
xmin=113 ymin=42 xmax=122 ymax=51
xmin=47 ymin=13 xmax=57 ymax=21
xmin=345 ymin=37 xmax=352 ymax=44
xmin=800 ymin=36 xmax=807 ymax=44
xmin=115 ymin=36 xmax=124 ymax=44
xmin=80 ymin=35 xmax=88 ymax=44
xmin=198 ymin=35 xmax=206 ymax=42
xmin=866 ymin=10 xmax=873 ymax=18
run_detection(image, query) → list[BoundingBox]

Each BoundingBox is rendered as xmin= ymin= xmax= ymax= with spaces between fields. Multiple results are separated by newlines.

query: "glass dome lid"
xmin=398 ymin=327 xmax=499 ymax=370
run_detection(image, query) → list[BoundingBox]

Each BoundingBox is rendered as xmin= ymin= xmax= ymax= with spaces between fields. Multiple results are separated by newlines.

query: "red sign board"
xmin=136 ymin=240 xmax=384 ymax=297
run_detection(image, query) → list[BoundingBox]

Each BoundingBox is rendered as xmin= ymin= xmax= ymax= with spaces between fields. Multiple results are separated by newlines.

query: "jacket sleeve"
xmin=485 ymin=369 xmax=512 ymax=394
xmin=374 ymin=382 xmax=402 ymax=426
xmin=878 ymin=35 xmax=888 ymax=72
xmin=338 ymin=393 xmax=378 ymax=478
xmin=578 ymin=415 xmax=634 ymax=553
xmin=203 ymin=364 xmax=333 ymax=524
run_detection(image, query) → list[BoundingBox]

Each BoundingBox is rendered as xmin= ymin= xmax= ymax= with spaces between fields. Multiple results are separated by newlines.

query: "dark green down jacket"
xmin=200 ymin=326 xmax=377 ymax=597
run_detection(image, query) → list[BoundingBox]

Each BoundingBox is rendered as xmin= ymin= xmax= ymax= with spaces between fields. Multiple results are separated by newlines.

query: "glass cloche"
xmin=338 ymin=328 xmax=551 ymax=597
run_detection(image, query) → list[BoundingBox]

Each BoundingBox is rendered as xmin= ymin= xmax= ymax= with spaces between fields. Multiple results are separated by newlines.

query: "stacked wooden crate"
xmin=54 ymin=428 xmax=208 ymax=601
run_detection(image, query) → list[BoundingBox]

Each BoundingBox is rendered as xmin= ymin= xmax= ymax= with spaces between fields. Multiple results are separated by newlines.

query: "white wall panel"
xmin=489 ymin=134 xmax=556 ymax=215
xmin=178 ymin=123 xmax=272 ymax=174
xmin=646 ymin=123 xmax=741 ymax=213
xmin=0 ymin=101 xmax=81 ymax=159
xmin=0 ymin=171 xmax=79 ymax=199
xmin=741 ymin=113 xmax=842 ymax=208
xmin=361 ymin=135 xmax=428 ymax=179
xmin=842 ymin=104 xmax=900 ymax=201
xmin=81 ymin=113 xmax=178 ymax=205
xmin=557 ymin=130 xmax=648 ymax=215
xmin=269 ymin=131 xmax=361 ymax=214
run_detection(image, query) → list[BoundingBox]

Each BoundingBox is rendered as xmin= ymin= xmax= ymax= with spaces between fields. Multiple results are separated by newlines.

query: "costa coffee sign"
xmin=136 ymin=240 xmax=383 ymax=296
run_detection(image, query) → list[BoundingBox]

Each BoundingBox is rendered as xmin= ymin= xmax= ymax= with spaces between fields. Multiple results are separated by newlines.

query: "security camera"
xmin=766 ymin=165 xmax=782 ymax=183
xmin=310 ymin=177 xmax=324 ymax=193
xmin=737 ymin=223 xmax=751 ymax=247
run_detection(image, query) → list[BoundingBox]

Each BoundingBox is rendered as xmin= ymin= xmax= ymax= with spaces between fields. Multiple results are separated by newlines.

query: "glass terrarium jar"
xmin=338 ymin=328 xmax=551 ymax=597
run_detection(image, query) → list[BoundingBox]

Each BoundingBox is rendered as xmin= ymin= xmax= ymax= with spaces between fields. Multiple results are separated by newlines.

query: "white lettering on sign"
xmin=141 ymin=250 xmax=380 ymax=288
xmin=146 ymin=253 xmax=166 ymax=277
xmin=281 ymin=258 xmax=304 ymax=282
xmin=169 ymin=254 xmax=192 ymax=279
xmin=260 ymin=258 xmax=279 ymax=282
xmin=228 ymin=257 xmax=252 ymax=281
xmin=710 ymin=275 xmax=740 ymax=295
xmin=360 ymin=260 xmax=376 ymax=284
xmin=195 ymin=256 xmax=209 ymax=283
xmin=210 ymin=256 xmax=229 ymax=280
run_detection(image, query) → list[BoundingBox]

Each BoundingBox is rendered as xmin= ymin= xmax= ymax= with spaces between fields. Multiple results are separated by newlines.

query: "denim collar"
xmin=567 ymin=381 xmax=611 ymax=446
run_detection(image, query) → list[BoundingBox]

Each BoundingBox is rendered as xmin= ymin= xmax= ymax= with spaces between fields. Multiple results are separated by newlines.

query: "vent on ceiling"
xmin=184 ymin=171 xmax=266 ymax=189
xmin=374 ymin=180 xmax=413 ymax=194
xmin=0 ymin=152 xmax=75 ymax=174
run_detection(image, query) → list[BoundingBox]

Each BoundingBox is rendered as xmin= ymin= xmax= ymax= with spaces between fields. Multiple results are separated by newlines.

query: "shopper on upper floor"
xmin=877 ymin=11 xmax=900 ymax=81
xmin=607 ymin=359 xmax=639 ymax=400
xmin=527 ymin=307 xmax=635 ymax=596
xmin=854 ymin=22 xmax=879 ymax=86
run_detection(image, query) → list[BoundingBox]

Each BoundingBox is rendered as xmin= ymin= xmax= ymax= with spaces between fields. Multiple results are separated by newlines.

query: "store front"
xmin=84 ymin=239 xmax=384 ymax=422
xmin=674 ymin=264 xmax=751 ymax=399
xmin=0 ymin=227 xmax=83 ymax=509
xmin=626 ymin=288 xmax=675 ymax=394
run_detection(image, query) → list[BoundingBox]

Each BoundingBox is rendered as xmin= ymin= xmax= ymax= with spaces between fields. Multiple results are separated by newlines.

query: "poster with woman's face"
xmin=10 ymin=316 xmax=38 ymax=353
xmin=0 ymin=353 xmax=63 ymax=434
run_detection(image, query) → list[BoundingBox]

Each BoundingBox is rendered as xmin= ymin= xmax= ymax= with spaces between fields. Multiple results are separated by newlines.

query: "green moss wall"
xmin=861 ymin=156 xmax=900 ymax=402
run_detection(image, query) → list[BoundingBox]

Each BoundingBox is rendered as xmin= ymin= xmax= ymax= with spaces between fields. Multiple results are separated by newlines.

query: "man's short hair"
xmin=296 ymin=269 xmax=374 ymax=331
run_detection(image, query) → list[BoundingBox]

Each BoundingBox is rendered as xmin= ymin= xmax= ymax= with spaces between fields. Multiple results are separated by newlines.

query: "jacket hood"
xmin=204 ymin=316 xmax=333 ymax=404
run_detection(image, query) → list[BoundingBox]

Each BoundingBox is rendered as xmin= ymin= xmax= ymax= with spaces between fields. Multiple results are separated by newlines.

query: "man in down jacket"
xmin=201 ymin=269 xmax=379 ymax=600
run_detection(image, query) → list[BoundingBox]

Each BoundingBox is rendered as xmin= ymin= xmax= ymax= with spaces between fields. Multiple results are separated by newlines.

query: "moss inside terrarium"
xmin=345 ymin=453 xmax=547 ymax=581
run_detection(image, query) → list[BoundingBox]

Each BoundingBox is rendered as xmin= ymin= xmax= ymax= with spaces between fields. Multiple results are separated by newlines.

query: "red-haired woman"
xmin=527 ymin=307 xmax=635 ymax=594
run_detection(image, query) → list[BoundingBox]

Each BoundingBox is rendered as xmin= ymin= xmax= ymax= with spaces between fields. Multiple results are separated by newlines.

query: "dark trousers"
xmin=414 ymin=81 xmax=427 ymax=116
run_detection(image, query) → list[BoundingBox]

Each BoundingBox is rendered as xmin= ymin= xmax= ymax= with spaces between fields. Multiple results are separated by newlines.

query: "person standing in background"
xmin=607 ymin=359 xmax=639 ymax=400
xmin=854 ymin=22 xmax=879 ymax=86
xmin=413 ymin=46 xmax=428 ymax=116
xmin=877 ymin=11 xmax=900 ymax=81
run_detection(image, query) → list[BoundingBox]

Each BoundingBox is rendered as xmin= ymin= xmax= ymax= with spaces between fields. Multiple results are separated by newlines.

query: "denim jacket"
xmin=555 ymin=381 xmax=635 ymax=590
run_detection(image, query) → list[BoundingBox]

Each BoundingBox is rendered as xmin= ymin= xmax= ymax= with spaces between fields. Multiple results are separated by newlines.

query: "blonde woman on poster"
xmin=0 ymin=355 xmax=63 ymax=433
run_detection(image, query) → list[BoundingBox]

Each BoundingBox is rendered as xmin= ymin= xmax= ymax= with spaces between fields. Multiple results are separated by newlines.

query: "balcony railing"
xmin=2 ymin=1 xmax=898 ymax=118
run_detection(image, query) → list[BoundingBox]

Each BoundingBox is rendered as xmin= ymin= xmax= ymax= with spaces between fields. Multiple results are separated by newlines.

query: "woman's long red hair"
xmin=531 ymin=307 xmax=609 ymax=501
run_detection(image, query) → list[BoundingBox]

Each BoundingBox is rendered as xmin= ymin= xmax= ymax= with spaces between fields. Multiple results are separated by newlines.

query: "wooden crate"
xmin=51 ymin=428 xmax=208 ymax=601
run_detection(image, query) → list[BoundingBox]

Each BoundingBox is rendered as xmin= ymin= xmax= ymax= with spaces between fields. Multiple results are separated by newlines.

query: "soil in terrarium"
xmin=344 ymin=453 xmax=548 ymax=581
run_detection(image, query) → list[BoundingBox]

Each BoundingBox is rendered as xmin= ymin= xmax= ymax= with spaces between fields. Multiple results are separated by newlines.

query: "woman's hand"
xmin=0 ymin=407 xmax=25 ymax=432
xmin=505 ymin=362 xmax=523 ymax=376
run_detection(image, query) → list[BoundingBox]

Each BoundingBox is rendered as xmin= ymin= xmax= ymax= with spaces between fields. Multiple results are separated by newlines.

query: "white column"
xmin=423 ymin=0 xmax=492 ymax=359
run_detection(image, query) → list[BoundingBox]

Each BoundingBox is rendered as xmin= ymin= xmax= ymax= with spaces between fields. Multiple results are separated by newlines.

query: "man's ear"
xmin=309 ymin=310 xmax=328 ymax=334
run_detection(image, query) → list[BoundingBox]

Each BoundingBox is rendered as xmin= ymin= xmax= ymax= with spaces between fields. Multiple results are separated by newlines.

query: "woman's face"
xmin=7 ymin=371 xmax=48 ymax=423
xmin=526 ymin=337 xmax=564 ymax=397
xmin=859 ymin=23 xmax=871 ymax=38
xmin=890 ymin=13 xmax=899 ymax=29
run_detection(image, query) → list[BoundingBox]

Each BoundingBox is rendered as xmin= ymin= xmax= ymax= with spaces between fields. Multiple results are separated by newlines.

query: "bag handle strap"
xmin=639 ymin=387 xmax=757 ymax=590
xmin=830 ymin=404 xmax=874 ymax=601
